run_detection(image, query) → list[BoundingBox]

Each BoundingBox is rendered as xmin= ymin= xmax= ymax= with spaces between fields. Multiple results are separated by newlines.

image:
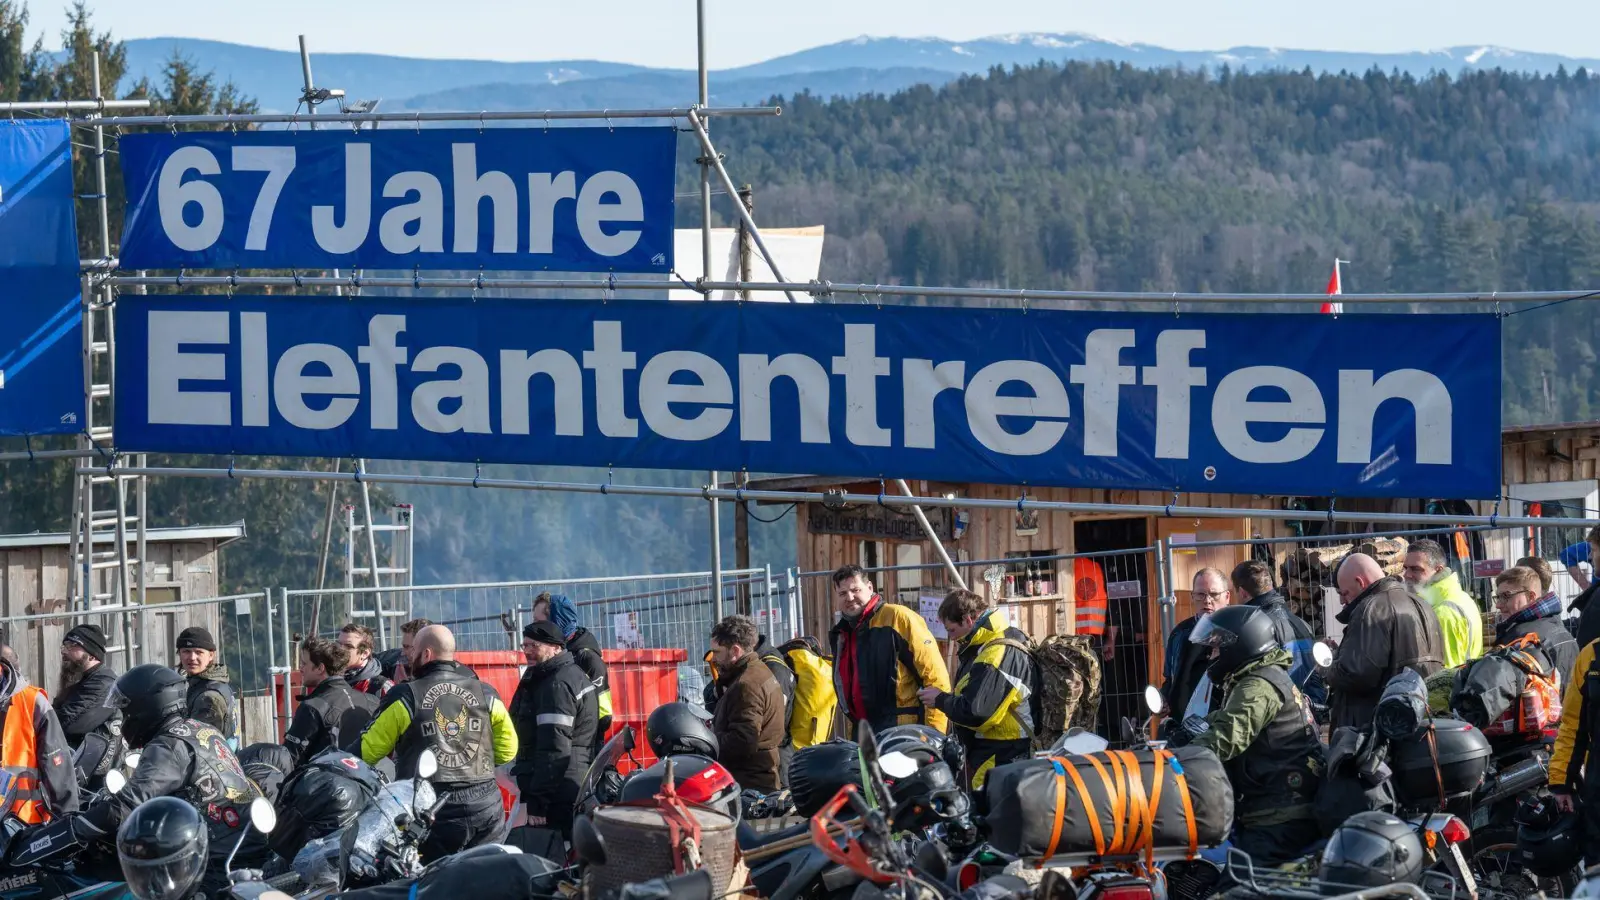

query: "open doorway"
xmin=1074 ymin=518 xmax=1150 ymax=745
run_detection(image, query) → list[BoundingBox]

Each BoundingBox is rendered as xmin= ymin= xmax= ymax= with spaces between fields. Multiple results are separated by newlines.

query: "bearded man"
xmin=56 ymin=624 xmax=124 ymax=788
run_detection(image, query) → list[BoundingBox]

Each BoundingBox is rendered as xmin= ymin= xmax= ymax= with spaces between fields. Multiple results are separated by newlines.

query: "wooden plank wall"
xmin=1502 ymin=428 xmax=1600 ymax=487
xmin=0 ymin=539 xmax=226 ymax=693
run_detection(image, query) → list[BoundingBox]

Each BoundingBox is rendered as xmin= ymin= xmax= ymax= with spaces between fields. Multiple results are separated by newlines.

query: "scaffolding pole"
xmin=0 ymin=99 xmax=150 ymax=111
xmin=87 ymin=464 xmax=1584 ymax=529
xmin=697 ymin=0 xmax=723 ymax=616
xmin=95 ymin=271 xmax=1600 ymax=307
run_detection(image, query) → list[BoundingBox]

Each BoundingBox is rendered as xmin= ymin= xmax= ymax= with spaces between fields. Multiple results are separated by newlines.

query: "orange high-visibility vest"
xmin=1073 ymin=557 xmax=1108 ymax=637
xmin=2 ymin=685 xmax=47 ymax=823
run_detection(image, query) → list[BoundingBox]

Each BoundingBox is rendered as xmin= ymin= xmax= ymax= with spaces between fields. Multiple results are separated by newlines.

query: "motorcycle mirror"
xmin=417 ymin=749 xmax=438 ymax=780
xmin=124 ymin=752 xmax=141 ymax=769
xmin=105 ymin=769 xmax=126 ymax=794
xmin=1143 ymin=685 xmax=1163 ymax=715
xmin=879 ymin=751 xmax=918 ymax=780
xmin=1313 ymin=642 xmax=1335 ymax=667
xmin=249 ymin=796 xmax=277 ymax=834
xmin=573 ymin=815 xmax=608 ymax=866
xmin=912 ymin=839 xmax=950 ymax=882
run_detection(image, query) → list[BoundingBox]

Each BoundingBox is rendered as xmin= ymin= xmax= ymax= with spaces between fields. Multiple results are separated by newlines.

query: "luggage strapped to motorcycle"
xmin=651 ymin=768 xmax=705 ymax=875
xmin=1419 ymin=721 xmax=1450 ymax=811
xmin=1038 ymin=747 xmax=1199 ymax=870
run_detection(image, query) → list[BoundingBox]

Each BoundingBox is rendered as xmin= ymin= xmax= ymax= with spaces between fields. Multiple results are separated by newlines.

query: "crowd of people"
xmin=7 ymin=535 xmax=1600 ymax=882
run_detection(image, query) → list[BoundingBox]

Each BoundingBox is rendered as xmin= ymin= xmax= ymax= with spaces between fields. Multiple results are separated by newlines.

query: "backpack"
xmin=993 ymin=633 xmax=1102 ymax=750
xmin=1451 ymin=633 xmax=1562 ymax=737
xmin=779 ymin=637 xmax=838 ymax=749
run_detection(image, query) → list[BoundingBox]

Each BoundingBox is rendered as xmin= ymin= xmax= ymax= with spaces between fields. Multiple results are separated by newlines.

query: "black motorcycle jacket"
xmin=509 ymin=651 xmax=598 ymax=818
xmin=74 ymin=716 xmax=261 ymax=849
xmin=284 ymin=676 xmax=378 ymax=766
xmin=360 ymin=659 xmax=517 ymax=786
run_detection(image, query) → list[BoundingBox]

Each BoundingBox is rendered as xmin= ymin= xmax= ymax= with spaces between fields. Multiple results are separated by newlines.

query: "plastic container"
xmin=1392 ymin=718 xmax=1491 ymax=803
xmin=456 ymin=650 xmax=526 ymax=706
xmin=603 ymin=648 xmax=687 ymax=773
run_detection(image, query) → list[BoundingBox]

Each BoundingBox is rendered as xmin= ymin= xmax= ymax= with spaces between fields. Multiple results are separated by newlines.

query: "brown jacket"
xmin=1325 ymin=576 xmax=1445 ymax=730
xmin=711 ymin=654 xmax=786 ymax=792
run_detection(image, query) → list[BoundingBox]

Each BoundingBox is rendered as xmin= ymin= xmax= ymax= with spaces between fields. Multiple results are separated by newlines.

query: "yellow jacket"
xmin=1550 ymin=638 xmax=1595 ymax=789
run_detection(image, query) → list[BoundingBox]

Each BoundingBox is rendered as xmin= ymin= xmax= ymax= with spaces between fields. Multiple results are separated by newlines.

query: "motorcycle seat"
xmin=736 ymin=820 xmax=811 ymax=852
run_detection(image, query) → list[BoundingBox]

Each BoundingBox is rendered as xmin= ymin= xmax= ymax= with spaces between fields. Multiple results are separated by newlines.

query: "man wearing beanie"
xmin=57 ymin=624 xmax=124 ymax=788
xmin=532 ymin=593 xmax=612 ymax=753
xmin=509 ymin=620 xmax=597 ymax=842
xmin=175 ymin=626 xmax=237 ymax=747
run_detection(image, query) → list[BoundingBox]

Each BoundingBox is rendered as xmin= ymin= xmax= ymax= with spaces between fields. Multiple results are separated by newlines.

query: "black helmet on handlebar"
xmin=117 ymin=796 xmax=209 ymax=900
xmin=1318 ymin=811 xmax=1425 ymax=892
xmin=645 ymin=702 xmax=720 ymax=759
xmin=107 ymin=664 xmax=189 ymax=748
xmin=788 ymin=741 xmax=864 ymax=817
xmin=1517 ymin=792 xmax=1584 ymax=878
xmin=1190 ymin=605 xmax=1279 ymax=682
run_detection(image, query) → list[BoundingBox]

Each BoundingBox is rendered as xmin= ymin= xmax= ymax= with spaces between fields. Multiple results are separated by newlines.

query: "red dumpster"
xmin=603 ymin=648 xmax=687 ymax=773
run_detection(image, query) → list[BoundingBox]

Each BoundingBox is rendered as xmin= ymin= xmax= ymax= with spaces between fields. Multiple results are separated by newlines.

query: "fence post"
xmin=786 ymin=567 xmax=801 ymax=640
xmin=1156 ymin=539 xmax=1177 ymax=639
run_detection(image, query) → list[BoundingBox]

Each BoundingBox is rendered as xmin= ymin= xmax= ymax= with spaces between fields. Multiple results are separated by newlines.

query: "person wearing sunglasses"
xmin=1494 ymin=565 xmax=1577 ymax=680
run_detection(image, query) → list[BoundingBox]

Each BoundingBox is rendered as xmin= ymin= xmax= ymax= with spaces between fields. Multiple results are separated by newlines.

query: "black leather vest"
xmin=400 ymin=661 xmax=495 ymax=785
xmin=165 ymin=718 xmax=260 ymax=835
xmin=1227 ymin=664 xmax=1324 ymax=814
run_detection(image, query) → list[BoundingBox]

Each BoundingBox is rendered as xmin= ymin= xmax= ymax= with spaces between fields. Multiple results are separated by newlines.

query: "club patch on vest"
xmin=419 ymin=681 xmax=484 ymax=771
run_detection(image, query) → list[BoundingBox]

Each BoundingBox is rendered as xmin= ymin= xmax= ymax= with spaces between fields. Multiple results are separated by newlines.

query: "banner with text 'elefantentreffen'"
xmin=117 ymin=127 xmax=676 ymax=273
xmin=113 ymin=296 xmax=1502 ymax=499
xmin=0 ymin=120 xmax=83 ymax=435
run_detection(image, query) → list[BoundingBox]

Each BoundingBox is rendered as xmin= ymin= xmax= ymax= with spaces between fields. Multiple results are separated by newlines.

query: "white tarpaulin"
xmin=669 ymin=226 xmax=825 ymax=302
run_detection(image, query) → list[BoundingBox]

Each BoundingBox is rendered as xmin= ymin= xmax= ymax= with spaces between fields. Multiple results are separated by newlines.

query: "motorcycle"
xmin=288 ymin=749 xmax=444 ymax=893
xmin=0 ymin=767 xmax=133 ymax=899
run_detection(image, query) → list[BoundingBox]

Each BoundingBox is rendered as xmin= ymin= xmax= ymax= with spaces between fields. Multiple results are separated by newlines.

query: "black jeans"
xmin=422 ymin=783 xmax=505 ymax=864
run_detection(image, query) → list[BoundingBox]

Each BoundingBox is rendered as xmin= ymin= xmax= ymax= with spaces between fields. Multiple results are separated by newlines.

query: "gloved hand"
xmin=7 ymin=815 xmax=83 ymax=867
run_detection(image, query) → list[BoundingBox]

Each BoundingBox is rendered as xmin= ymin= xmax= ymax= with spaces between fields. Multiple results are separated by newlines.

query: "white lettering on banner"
xmin=140 ymin=313 xmax=1458 ymax=469
xmin=1212 ymin=366 xmax=1326 ymax=464
xmin=152 ymin=142 xmax=645 ymax=259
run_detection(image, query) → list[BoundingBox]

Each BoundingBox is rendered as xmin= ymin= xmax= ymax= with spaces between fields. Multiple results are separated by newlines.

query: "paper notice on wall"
xmin=1322 ymin=586 xmax=1345 ymax=645
xmin=614 ymin=612 xmax=644 ymax=649
xmin=755 ymin=607 xmax=783 ymax=635
xmin=919 ymin=594 xmax=947 ymax=639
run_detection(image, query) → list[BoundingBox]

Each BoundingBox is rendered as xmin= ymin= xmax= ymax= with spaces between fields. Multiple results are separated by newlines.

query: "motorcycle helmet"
xmin=878 ymin=724 xmax=967 ymax=778
xmin=117 ymin=796 xmax=209 ymax=900
xmin=1318 ymin=811 xmax=1425 ymax=893
xmin=620 ymin=754 xmax=741 ymax=821
xmin=646 ymin=702 xmax=719 ymax=759
xmin=1190 ymin=605 xmax=1279 ymax=682
xmin=788 ymin=740 xmax=863 ymax=817
xmin=107 ymin=664 xmax=189 ymax=748
xmin=1516 ymin=792 xmax=1585 ymax=878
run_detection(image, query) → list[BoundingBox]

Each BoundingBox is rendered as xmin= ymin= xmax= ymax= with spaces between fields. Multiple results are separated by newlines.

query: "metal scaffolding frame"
xmin=13 ymin=10 xmax=1597 ymax=637
xmin=80 ymin=464 xmax=1596 ymax=530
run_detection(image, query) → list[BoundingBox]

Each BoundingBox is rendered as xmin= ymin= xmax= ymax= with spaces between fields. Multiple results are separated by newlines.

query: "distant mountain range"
xmin=117 ymin=33 xmax=1600 ymax=113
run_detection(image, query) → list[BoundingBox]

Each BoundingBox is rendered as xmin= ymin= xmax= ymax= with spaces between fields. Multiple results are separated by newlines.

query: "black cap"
xmin=175 ymin=627 xmax=216 ymax=653
xmin=523 ymin=620 xmax=566 ymax=648
xmin=64 ymin=623 xmax=108 ymax=662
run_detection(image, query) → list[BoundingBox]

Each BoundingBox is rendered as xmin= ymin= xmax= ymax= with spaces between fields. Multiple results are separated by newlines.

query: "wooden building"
xmin=0 ymin=522 xmax=246 ymax=692
xmin=739 ymin=421 xmax=1600 ymax=726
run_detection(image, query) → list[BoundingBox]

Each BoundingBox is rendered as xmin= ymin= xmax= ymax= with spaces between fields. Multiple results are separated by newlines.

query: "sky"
xmin=26 ymin=0 xmax=1600 ymax=69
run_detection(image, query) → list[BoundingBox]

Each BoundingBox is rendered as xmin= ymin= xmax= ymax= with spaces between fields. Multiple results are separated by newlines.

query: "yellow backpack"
xmin=780 ymin=637 xmax=838 ymax=748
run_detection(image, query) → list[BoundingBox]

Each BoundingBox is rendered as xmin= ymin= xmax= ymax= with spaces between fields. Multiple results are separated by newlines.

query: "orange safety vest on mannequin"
xmin=1073 ymin=557 xmax=1108 ymax=637
xmin=2 ymin=685 xmax=47 ymax=823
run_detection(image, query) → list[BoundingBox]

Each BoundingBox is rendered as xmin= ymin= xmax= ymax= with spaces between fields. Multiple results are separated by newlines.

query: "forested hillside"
xmin=711 ymin=62 xmax=1600 ymax=425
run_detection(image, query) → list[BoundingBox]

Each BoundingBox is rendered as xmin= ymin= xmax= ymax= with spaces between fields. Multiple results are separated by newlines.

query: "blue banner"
xmin=118 ymin=127 xmax=676 ymax=273
xmin=0 ymin=120 xmax=83 ymax=436
xmin=114 ymin=296 xmax=1502 ymax=498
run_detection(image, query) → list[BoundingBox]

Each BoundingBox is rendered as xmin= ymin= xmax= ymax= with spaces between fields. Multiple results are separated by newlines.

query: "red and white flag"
xmin=1321 ymin=260 xmax=1344 ymax=314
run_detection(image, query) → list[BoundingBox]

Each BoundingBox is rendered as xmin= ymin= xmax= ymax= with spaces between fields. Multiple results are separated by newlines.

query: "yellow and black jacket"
xmin=1551 ymin=637 xmax=1599 ymax=794
xmin=829 ymin=595 xmax=950 ymax=733
xmin=932 ymin=609 xmax=1035 ymax=788
xmin=361 ymin=659 xmax=517 ymax=785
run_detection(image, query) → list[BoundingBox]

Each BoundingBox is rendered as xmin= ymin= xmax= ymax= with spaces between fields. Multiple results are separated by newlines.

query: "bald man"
xmin=1321 ymin=553 xmax=1445 ymax=730
xmin=361 ymin=625 xmax=518 ymax=862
